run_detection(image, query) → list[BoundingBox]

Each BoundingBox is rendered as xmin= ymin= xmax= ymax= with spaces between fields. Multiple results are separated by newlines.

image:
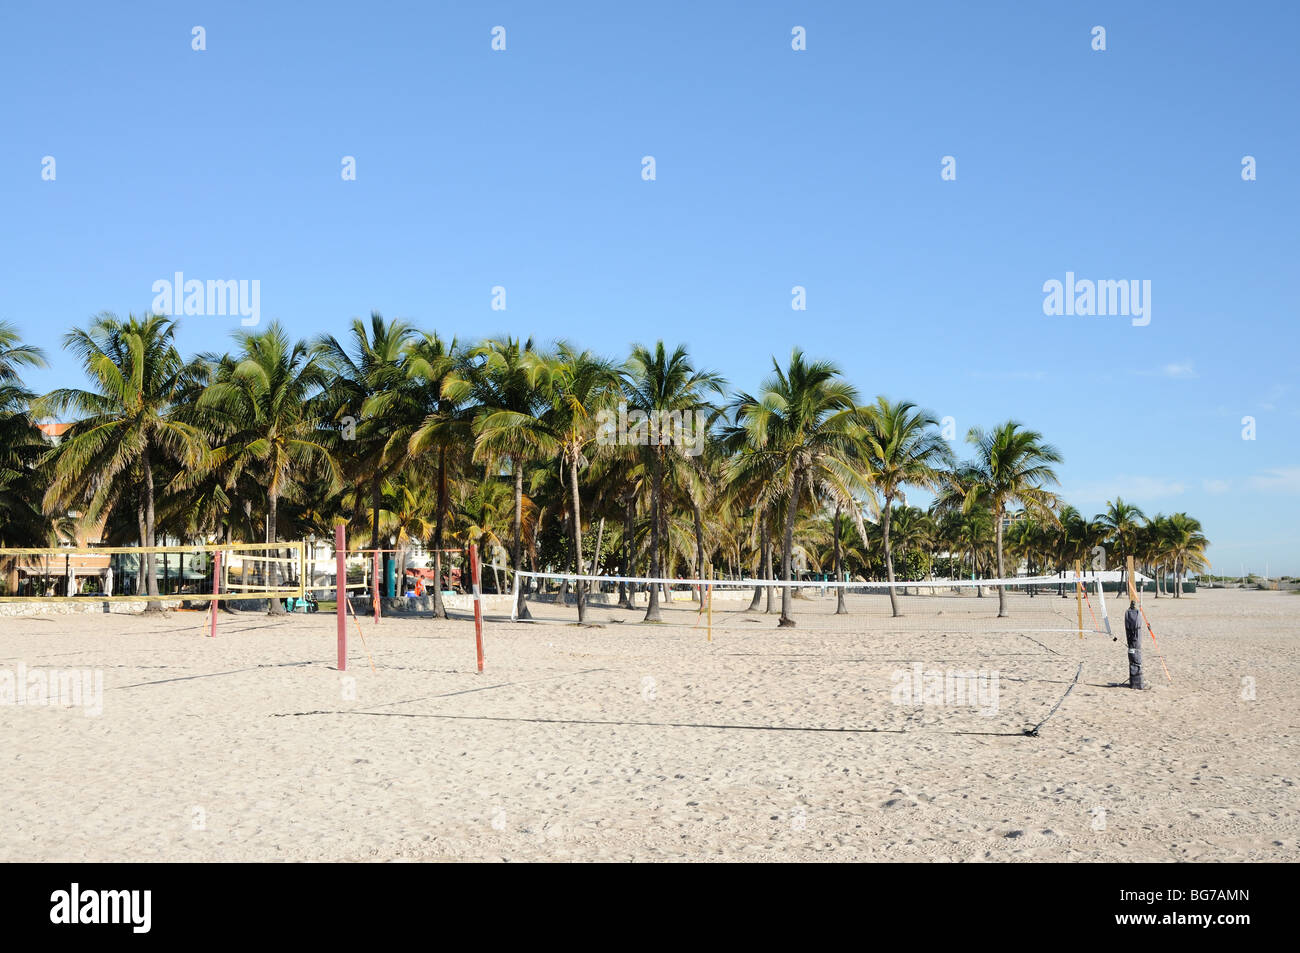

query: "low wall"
xmin=0 ymin=599 xmax=187 ymax=617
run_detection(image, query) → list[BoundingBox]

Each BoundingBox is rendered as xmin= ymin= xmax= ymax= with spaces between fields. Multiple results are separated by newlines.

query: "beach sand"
xmin=1 ymin=587 xmax=1296 ymax=862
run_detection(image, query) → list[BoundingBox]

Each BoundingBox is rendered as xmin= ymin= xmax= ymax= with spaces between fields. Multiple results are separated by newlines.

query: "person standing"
xmin=1124 ymin=600 xmax=1145 ymax=689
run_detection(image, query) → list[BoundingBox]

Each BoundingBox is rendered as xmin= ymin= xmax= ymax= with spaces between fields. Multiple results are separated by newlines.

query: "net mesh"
xmin=0 ymin=543 xmax=304 ymax=603
xmin=511 ymin=570 xmax=1111 ymax=635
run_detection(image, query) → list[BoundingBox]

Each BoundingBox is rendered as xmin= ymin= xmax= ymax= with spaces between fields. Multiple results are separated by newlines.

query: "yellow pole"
xmin=1127 ymin=555 xmax=1138 ymax=603
xmin=1075 ymin=560 xmax=1083 ymax=638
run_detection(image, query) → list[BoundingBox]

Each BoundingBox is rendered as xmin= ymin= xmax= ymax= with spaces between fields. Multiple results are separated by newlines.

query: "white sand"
xmin=1 ymin=587 xmax=1296 ymax=862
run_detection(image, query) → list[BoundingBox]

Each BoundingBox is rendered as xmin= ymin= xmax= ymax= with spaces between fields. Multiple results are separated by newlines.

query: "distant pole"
xmin=373 ymin=550 xmax=380 ymax=624
xmin=335 ymin=525 xmax=347 ymax=671
xmin=209 ymin=551 xmax=222 ymax=638
xmin=470 ymin=544 xmax=485 ymax=673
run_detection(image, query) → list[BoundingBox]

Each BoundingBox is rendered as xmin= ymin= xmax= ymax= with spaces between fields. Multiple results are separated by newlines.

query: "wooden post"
xmin=335 ymin=525 xmax=347 ymax=671
xmin=1127 ymin=555 xmax=1138 ymax=603
xmin=470 ymin=544 xmax=485 ymax=673
xmin=209 ymin=551 xmax=222 ymax=637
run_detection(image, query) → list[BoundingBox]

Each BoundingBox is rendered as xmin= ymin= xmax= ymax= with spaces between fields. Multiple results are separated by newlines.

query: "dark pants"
xmin=1126 ymin=628 xmax=1145 ymax=689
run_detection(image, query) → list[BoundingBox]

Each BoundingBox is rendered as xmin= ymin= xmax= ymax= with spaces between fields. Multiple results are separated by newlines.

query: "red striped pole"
xmin=373 ymin=549 xmax=380 ymax=624
xmin=470 ymin=545 xmax=485 ymax=673
xmin=209 ymin=550 xmax=221 ymax=638
xmin=335 ymin=525 xmax=347 ymax=671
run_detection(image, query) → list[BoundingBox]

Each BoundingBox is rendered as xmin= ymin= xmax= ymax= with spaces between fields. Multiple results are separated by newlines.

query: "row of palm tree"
xmin=0 ymin=313 xmax=1211 ymax=621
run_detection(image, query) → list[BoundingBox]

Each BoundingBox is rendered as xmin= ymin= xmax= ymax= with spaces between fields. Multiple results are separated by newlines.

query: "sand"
xmin=1 ymin=587 xmax=1296 ymax=862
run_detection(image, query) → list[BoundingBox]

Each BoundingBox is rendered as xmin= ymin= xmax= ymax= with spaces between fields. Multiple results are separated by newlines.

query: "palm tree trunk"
xmin=217 ymin=509 xmax=233 ymax=613
xmin=833 ymin=505 xmax=846 ymax=615
xmin=370 ymin=475 xmax=382 ymax=578
xmin=779 ymin=471 xmax=802 ymax=626
xmin=136 ymin=503 xmax=147 ymax=596
xmin=141 ymin=447 xmax=162 ymax=611
xmin=882 ymin=496 xmax=900 ymax=617
xmin=618 ymin=496 xmax=634 ymax=609
xmin=430 ymin=446 xmax=448 ymax=619
xmin=692 ymin=500 xmax=705 ymax=604
xmin=569 ymin=453 xmax=586 ymax=623
xmin=266 ymin=491 xmax=285 ymax=615
xmin=764 ymin=518 xmax=775 ymax=613
xmin=593 ymin=516 xmax=606 ymax=582
xmin=512 ymin=460 xmax=531 ymax=619
xmin=748 ymin=509 xmax=764 ymax=611
xmin=995 ymin=506 xmax=1008 ymax=617
xmin=643 ymin=454 xmax=663 ymax=622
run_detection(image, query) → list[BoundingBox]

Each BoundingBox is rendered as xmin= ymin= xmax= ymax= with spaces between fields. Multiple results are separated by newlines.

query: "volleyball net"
xmin=0 ymin=542 xmax=305 ymax=604
xmin=511 ymin=569 xmax=1114 ymax=637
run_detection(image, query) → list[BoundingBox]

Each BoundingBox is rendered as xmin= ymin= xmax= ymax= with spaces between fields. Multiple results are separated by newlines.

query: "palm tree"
xmin=887 ymin=504 xmax=934 ymax=587
xmin=1165 ymin=512 xmax=1208 ymax=598
xmin=530 ymin=344 xmax=623 ymax=622
xmin=468 ymin=337 xmax=555 ymax=619
xmin=954 ymin=507 xmax=995 ymax=590
xmin=0 ymin=322 xmax=47 ymax=423
xmin=403 ymin=332 xmax=471 ymax=619
xmin=625 ymin=342 xmax=725 ymax=622
xmin=374 ymin=470 xmax=436 ymax=592
xmin=39 ymin=313 xmax=205 ymax=610
xmin=725 ymin=350 xmax=864 ymax=627
xmin=584 ymin=443 xmax=645 ymax=609
xmin=0 ymin=323 xmax=51 ymax=591
xmin=1049 ymin=504 xmax=1104 ymax=596
xmin=959 ymin=421 xmax=1062 ymax=617
xmin=199 ymin=323 xmax=338 ymax=614
xmin=858 ymin=397 xmax=954 ymax=616
xmin=315 ymin=312 xmax=417 ymax=561
xmin=1137 ymin=514 xmax=1167 ymax=597
xmin=454 ymin=475 xmax=515 ymax=594
xmin=1100 ymin=497 xmax=1146 ymax=593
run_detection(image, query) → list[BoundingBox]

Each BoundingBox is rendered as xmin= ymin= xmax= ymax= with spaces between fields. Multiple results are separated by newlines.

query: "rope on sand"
xmin=1024 ymin=662 xmax=1084 ymax=737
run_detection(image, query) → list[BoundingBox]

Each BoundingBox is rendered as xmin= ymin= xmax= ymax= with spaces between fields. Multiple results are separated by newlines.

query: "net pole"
xmin=470 ymin=544 xmax=485 ymax=673
xmin=335 ymin=525 xmax=347 ymax=672
xmin=1096 ymin=575 xmax=1114 ymax=640
xmin=209 ymin=550 xmax=221 ymax=638
xmin=373 ymin=550 xmax=380 ymax=624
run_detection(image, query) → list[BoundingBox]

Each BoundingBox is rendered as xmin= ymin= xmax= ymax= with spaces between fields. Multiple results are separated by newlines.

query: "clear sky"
xmin=2 ymin=2 xmax=1297 ymax=574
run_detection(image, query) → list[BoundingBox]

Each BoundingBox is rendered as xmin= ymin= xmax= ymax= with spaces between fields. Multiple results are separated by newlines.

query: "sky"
xmin=2 ymin=1 xmax=1297 ymax=574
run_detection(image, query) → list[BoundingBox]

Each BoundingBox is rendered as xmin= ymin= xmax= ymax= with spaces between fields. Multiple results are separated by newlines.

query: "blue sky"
xmin=2 ymin=2 xmax=1297 ymax=574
